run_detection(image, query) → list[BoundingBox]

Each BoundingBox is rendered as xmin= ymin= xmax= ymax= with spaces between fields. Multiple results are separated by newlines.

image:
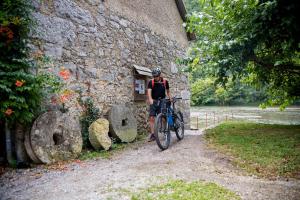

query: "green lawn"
xmin=205 ymin=121 xmax=300 ymax=178
xmin=131 ymin=180 xmax=240 ymax=200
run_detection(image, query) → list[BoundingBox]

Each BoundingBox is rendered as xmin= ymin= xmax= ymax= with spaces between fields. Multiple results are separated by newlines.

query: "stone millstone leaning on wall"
xmin=30 ymin=111 xmax=82 ymax=164
xmin=108 ymin=104 xmax=137 ymax=142
xmin=88 ymin=118 xmax=111 ymax=150
xmin=29 ymin=0 xmax=191 ymax=135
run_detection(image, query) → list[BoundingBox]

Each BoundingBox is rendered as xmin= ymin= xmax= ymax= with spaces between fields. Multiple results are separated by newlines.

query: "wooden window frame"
xmin=133 ymin=72 xmax=150 ymax=102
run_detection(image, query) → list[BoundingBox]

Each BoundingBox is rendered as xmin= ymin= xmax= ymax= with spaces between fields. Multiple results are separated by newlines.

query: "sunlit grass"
xmin=205 ymin=121 xmax=300 ymax=178
xmin=131 ymin=179 xmax=240 ymax=200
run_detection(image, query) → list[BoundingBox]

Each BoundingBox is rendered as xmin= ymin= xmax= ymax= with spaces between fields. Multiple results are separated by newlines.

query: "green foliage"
xmin=183 ymin=0 xmax=202 ymax=13
xmin=191 ymin=78 xmax=215 ymax=105
xmin=0 ymin=0 xmax=32 ymax=61
xmin=131 ymin=179 xmax=240 ymax=200
xmin=0 ymin=0 xmax=62 ymax=126
xmin=185 ymin=0 xmax=300 ymax=108
xmin=79 ymin=97 xmax=100 ymax=149
xmin=206 ymin=121 xmax=300 ymax=178
xmin=191 ymin=77 xmax=267 ymax=106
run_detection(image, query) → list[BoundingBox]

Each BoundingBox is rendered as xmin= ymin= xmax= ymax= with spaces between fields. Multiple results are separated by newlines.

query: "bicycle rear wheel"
xmin=154 ymin=113 xmax=170 ymax=150
xmin=175 ymin=111 xmax=184 ymax=140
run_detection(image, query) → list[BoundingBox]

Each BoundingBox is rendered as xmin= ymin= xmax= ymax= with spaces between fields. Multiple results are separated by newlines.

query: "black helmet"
xmin=152 ymin=67 xmax=161 ymax=77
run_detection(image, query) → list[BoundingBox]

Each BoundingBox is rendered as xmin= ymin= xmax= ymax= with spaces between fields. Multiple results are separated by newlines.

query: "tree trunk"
xmin=5 ymin=121 xmax=14 ymax=166
xmin=15 ymin=123 xmax=29 ymax=167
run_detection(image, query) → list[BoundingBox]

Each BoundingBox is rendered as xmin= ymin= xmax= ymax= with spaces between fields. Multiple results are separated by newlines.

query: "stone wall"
xmin=30 ymin=0 xmax=190 ymax=133
xmin=105 ymin=0 xmax=189 ymax=47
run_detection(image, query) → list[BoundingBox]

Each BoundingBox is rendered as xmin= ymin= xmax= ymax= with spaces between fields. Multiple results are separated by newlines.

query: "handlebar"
xmin=154 ymin=97 xmax=182 ymax=106
xmin=165 ymin=97 xmax=182 ymax=103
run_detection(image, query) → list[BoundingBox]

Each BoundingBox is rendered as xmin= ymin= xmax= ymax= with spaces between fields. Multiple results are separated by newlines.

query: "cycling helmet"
xmin=152 ymin=67 xmax=161 ymax=77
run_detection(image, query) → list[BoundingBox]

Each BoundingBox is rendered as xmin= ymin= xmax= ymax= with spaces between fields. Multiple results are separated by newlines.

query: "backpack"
xmin=151 ymin=78 xmax=167 ymax=89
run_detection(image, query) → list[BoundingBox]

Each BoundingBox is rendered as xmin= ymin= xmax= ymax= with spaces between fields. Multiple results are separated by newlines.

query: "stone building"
xmin=30 ymin=0 xmax=191 ymax=133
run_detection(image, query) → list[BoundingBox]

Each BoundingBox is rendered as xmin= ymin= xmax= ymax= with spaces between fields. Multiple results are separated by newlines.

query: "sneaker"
xmin=148 ymin=133 xmax=156 ymax=142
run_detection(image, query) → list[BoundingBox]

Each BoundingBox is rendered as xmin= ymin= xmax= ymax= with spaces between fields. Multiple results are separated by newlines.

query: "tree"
xmin=183 ymin=0 xmax=202 ymax=13
xmin=186 ymin=0 xmax=300 ymax=109
xmin=190 ymin=75 xmax=267 ymax=106
xmin=191 ymin=78 xmax=216 ymax=105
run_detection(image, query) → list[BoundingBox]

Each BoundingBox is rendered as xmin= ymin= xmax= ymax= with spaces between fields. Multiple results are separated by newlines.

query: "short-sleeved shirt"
xmin=147 ymin=78 xmax=169 ymax=100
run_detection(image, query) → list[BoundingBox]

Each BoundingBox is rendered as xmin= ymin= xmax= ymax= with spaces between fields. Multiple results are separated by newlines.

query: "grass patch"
xmin=131 ymin=179 xmax=240 ymax=200
xmin=79 ymin=142 xmax=127 ymax=160
xmin=205 ymin=121 xmax=300 ymax=178
xmin=78 ymin=133 xmax=148 ymax=160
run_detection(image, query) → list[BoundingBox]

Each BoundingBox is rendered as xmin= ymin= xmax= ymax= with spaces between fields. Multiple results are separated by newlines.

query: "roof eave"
xmin=174 ymin=0 xmax=196 ymax=41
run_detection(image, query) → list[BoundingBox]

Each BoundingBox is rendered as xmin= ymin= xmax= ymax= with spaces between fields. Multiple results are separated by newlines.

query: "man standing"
xmin=147 ymin=68 xmax=171 ymax=142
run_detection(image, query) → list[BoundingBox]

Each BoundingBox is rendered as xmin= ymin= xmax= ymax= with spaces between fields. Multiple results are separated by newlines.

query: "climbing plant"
xmin=0 ymin=0 xmax=62 ymax=126
xmin=0 ymin=0 xmax=74 ymax=167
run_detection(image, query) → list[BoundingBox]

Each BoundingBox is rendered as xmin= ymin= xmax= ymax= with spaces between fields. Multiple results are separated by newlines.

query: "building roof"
xmin=175 ymin=0 xmax=187 ymax=21
xmin=175 ymin=0 xmax=196 ymax=41
xmin=133 ymin=65 xmax=152 ymax=77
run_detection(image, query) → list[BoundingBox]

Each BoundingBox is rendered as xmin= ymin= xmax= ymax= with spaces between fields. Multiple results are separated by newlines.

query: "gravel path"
xmin=1 ymin=130 xmax=299 ymax=200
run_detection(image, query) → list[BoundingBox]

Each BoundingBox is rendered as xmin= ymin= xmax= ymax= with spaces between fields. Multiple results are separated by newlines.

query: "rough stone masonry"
xmin=29 ymin=0 xmax=190 ymax=134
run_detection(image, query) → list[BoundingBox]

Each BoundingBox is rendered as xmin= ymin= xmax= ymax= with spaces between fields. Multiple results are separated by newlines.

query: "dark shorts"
xmin=149 ymin=100 xmax=161 ymax=117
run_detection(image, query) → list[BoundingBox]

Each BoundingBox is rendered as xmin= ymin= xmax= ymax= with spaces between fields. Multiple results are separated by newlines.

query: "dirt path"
xmin=1 ymin=130 xmax=300 ymax=200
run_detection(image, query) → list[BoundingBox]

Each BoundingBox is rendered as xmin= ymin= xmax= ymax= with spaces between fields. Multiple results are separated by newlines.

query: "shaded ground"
xmin=1 ymin=130 xmax=299 ymax=200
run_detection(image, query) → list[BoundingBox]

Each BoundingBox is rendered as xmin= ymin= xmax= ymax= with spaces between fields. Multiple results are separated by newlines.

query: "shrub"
xmin=79 ymin=97 xmax=100 ymax=149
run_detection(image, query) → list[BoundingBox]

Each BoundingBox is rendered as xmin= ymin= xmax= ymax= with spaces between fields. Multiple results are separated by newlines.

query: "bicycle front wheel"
xmin=154 ymin=113 xmax=170 ymax=150
xmin=175 ymin=111 xmax=184 ymax=140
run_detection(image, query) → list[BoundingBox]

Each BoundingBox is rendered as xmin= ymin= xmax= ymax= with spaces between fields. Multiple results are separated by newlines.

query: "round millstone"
xmin=108 ymin=104 xmax=137 ymax=142
xmin=88 ymin=118 xmax=111 ymax=150
xmin=24 ymin=129 xmax=42 ymax=164
xmin=30 ymin=111 xmax=82 ymax=164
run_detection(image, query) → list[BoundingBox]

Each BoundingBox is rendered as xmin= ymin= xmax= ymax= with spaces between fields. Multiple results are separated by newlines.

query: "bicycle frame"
xmin=154 ymin=97 xmax=184 ymax=150
xmin=158 ymin=98 xmax=180 ymax=129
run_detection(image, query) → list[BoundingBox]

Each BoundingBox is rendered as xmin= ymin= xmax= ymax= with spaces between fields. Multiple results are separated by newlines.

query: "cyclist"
xmin=147 ymin=67 xmax=172 ymax=142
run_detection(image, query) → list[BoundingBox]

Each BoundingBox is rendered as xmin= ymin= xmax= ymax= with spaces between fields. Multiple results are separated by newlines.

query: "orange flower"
xmin=59 ymin=94 xmax=69 ymax=103
xmin=5 ymin=108 xmax=13 ymax=116
xmin=15 ymin=80 xmax=25 ymax=87
xmin=59 ymin=90 xmax=74 ymax=103
xmin=0 ymin=26 xmax=14 ymax=44
xmin=59 ymin=69 xmax=70 ymax=80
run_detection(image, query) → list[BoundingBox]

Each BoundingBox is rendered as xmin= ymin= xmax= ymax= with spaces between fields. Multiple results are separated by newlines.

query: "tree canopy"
xmin=185 ymin=0 xmax=300 ymax=109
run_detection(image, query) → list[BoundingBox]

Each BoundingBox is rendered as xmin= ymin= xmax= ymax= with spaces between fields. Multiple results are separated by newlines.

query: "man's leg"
xmin=148 ymin=104 xmax=156 ymax=142
xmin=149 ymin=116 xmax=155 ymax=134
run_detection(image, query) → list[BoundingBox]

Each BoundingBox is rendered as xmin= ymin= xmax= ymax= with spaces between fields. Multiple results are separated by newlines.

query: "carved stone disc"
xmin=88 ymin=118 xmax=111 ymax=150
xmin=108 ymin=104 xmax=137 ymax=142
xmin=30 ymin=111 xmax=82 ymax=164
xmin=24 ymin=129 xmax=42 ymax=164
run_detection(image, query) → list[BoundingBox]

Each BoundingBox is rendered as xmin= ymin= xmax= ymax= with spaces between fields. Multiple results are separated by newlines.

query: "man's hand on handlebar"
xmin=149 ymin=98 xmax=154 ymax=105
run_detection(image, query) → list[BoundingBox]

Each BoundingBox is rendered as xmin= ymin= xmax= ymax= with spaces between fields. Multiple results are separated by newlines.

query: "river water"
xmin=190 ymin=106 xmax=300 ymax=129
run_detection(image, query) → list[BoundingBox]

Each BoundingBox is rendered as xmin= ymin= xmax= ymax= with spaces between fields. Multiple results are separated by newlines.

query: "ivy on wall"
xmin=0 ymin=0 xmax=61 ymax=126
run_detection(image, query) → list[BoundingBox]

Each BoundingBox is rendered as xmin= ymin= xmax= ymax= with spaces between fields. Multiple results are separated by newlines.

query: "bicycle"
xmin=154 ymin=97 xmax=184 ymax=150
